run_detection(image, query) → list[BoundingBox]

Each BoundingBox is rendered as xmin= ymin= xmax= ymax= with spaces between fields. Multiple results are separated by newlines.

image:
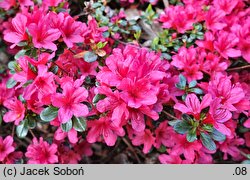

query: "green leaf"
xmin=202 ymin=124 xmax=213 ymax=132
xmin=210 ymin=128 xmax=226 ymax=142
xmin=190 ymin=88 xmax=203 ymax=94
xmin=6 ymin=78 xmax=17 ymax=89
xmin=96 ymin=41 xmax=107 ymax=49
xmin=40 ymin=106 xmax=58 ymax=122
xmin=200 ymin=132 xmax=216 ymax=151
xmin=61 ymin=120 xmax=73 ymax=132
xmin=92 ymin=94 xmax=106 ymax=104
xmin=168 ymin=120 xmax=181 ymax=126
xmin=73 ymin=116 xmax=87 ymax=132
xmin=0 ymin=112 xmax=2 ymax=126
xmin=84 ymin=51 xmax=98 ymax=63
xmin=188 ymin=80 xmax=197 ymax=88
xmin=186 ymin=130 xmax=197 ymax=142
xmin=179 ymin=74 xmax=187 ymax=89
xmin=27 ymin=116 xmax=36 ymax=129
xmin=8 ymin=61 xmax=18 ymax=73
xmin=182 ymin=114 xmax=193 ymax=123
xmin=241 ymin=160 xmax=250 ymax=164
xmin=14 ymin=49 xmax=26 ymax=60
xmin=174 ymin=120 xmax=192 ymax=134
xmin=16 ymin=120 xmax=28 ymax=138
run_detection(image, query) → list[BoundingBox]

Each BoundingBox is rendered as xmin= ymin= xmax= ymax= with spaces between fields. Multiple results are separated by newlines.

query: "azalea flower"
xmin=52 ymin=79 xmax=89 ymax=123
xmin=86 ymin=116 xmax=125 ymax=146
xmin=0 ymin=136 xmax=15 ymax=162
xmin=25 ymin=137 xmax=58 ymax=164
xmin=28 ymin=18 xmax=61 ymax=51
xmin=54 ymin=128 xmax=78 ymax=144
xmin=3 ymin=13 xmax=28 ymax=48
xmin=132 ymin=129 xmax=155 ymax=154
xmin=214 ymin=31 xmax=241 ymax=59
xmin=3 ymin=97 xmax=25 ymax=125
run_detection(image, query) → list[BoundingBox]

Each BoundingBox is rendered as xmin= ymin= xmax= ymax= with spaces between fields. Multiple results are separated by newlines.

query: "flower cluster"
xmin=0 ymin=0 xmax=249 ymax=164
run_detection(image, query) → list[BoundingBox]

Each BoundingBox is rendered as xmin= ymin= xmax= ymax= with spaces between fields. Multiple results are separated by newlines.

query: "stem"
xmin=162 ymin=110 xmax=178 ymax=120
xmin=11 ymin=125 xmax=15 ymax=137
xmin=122 ymin=137 xmax=141 ymax=163
xmin=227 ymin=65 xmax=250 ymax=72
xmin=29 ymin=129 xmax=36 ymax=138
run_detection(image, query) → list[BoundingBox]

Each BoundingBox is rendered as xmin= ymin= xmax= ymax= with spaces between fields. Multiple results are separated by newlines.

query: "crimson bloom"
xmin=3 ymin=13 xmax=28 ymax=48
xmin=0 ymin=136 xmax=15 ymax=162
xmin=132 ymin=129 xmax=155 ymax=154
xmin=87 ymin=116 xmax=125 ymax=146
xmin=28 ymin=18 xmax=61 ymax=51
xmin=25 ymin=137 xmax=58 ymax=164
xmin=3 ymin=97 xmax=25 ymax=125
xmin=52 ymin=80 xmax=89 ymax=123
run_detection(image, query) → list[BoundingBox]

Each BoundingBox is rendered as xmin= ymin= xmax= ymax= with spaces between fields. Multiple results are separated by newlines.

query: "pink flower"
xmin=154 ymin=121 xmax=176 ymax=149
xmin=218 ymin=136 xmax=245 ymax=160
xmin=54 ymin=128 xmax=78 ymax=144
xmin=159 ymin=5 xmax=195 ymax=33
xmin=57 ymin=13 xmax=86 ymax=48
xmin=0 ymin=136 xmax=15 ymax=162
xmin=3 ymin=13 xmax=29 ymax=48
xmin=28 ymin=18 xmax=61 ymax=51
xmin=174 ymin=93 xmax=212 ymax=118
xmin=3 ymin=97 xmax=25 ymax=125
xmin=171 ymin=135 xmax=202 ymax=162
xmin=205 ymin=7 xmax=226 ymax=31
xmin=208 ymin=75 xmax=245 ymax=111
xmin=171 ymin=47 xmax=203 ymax=82
xmin=213 ymin=0 xmax=239 ymax=14
xmin=214 ymin=31 xmax=241 ymax=59
xmin=25 ymin=137 xmax=58 ymax=164
xmin=244 ymin=118 xmax=250 ymax=128
xmin=132 ymin=129 xmax=155 ymax=154
xmin=0 ymin=0 xmax=16 ymax=10
xmin=244 ymin=132 xmax=250 ymax=148
xmin=209 ymin=98 xmax=232 ymax=136
xmin=96 ymin=86 xmax=129 ymax=127
xmin=118 ymin=78 xmax=158 ymax=108
xmin=0 ymin=77 xmax=14 ymax=105
xmin=158 ymin=152 xmax=182 ymax=164
xmin=23 ymin=65 xmax=57 ymax=105
xmin=52 ymin=79 xmax=89 ymax=123
xmin=43 ymin=0 xmax=64 ymax=7
xmin=86 ymin=116 xmax=125 ymax=146
xmin=57 ymin=145 xmax=81 ymax=164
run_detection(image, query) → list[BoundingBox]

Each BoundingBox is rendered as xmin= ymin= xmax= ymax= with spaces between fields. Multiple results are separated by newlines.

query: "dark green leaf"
xmin=186 ymin=130 xmax=197 ymax=142
xmin=61 ymin=120 xmax=73 ymax=132
xmin=168 ymin=120 xmax=181 ymax=126
xmin=92 ymin=94 xmax=106 ymax=104
xmin=84 ymin=51 xmax=98 ymax=63
xmin=27 ymin=116 xmax=36 ymax=129
xmin=200 ymin=132 xmax=216 ymax=151
xmin=16 ymin=120 xmax=28 ymax=138
xmin=40 ymin=106 xmax=58 ymax=122
xmin=210 ymin=128 xmax=226 ymax=142
xmin=8 ymin=61 xmax=18 ymax=73
xmin=182 ymin=114 xmax=193 ymax=123
xmin=6 ymin=78 xmax=17 ymax=89
xmin=190 ymin=88 xmax=203 ymax=94
xmin=174 ymin=120 xmax=192 ymax=134
xmin=179 ymin=74 xmax=187 ymax=89
xmin=202 ymin=124 xmax=213 ymax=132
xmin=241 ymin=160 xmax=250 ymax=164
xmin=188 ymin=80 xmax=197 ymax=88
xmin=14 ymin=49 xmax=26 ymax=60
xmin=73 ymin=116 xmax=87 ymax=132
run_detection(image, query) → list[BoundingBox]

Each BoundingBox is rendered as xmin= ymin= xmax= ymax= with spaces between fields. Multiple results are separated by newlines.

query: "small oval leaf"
xmin=40 ymin=106 xmax=58 ymax=122
xmin=73 ymin=116 xmax=87 ymax=132
xmin=61 ymin=120 xmax=73 ymax=132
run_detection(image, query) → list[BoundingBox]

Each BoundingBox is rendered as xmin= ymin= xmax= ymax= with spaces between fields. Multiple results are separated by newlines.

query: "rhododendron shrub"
xmin=0 ymin=0 xmax=249 ymax=164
